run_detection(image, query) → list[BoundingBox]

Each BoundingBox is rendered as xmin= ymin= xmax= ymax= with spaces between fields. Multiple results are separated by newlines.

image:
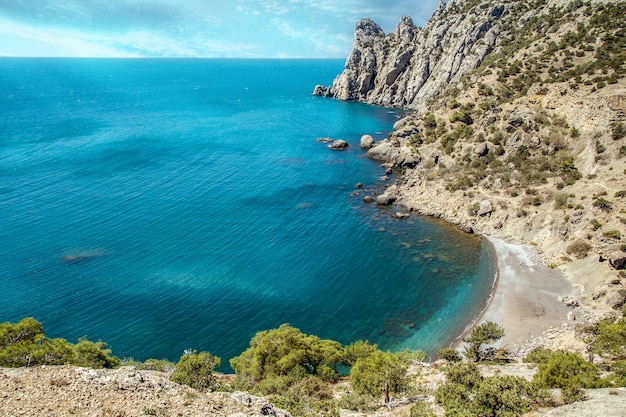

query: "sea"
xmin=0 ymin=58 xmax=495 ymax=368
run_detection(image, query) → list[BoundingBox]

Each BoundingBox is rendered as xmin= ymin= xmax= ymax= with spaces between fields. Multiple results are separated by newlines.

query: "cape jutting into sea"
xmin=0 ymin=58 xmax=495 ymax=368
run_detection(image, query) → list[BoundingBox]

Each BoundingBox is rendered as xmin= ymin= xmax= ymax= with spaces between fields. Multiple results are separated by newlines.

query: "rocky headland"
xmin=315 ymin=0 xmax=626 ymax=358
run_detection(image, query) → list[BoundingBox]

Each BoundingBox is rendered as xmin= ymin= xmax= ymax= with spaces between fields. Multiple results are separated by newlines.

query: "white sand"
xmin=477 ymin=237 xmax=575 ymax=355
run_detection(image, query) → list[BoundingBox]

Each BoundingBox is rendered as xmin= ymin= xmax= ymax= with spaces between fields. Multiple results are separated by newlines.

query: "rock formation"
xmin=314 ymin=0 xmax=507 ymax=110
xmin=316 ymin=0 xmax=626 ymax=327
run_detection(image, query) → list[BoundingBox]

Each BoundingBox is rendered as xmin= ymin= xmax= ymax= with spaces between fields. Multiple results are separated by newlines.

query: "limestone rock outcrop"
xmin=314 ymin=0 xmax=508 ymax=110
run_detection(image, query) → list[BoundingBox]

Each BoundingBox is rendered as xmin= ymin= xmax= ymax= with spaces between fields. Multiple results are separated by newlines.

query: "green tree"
xmin=73 ymin=338 xmax=120 ymax=369
xmin=344 ymin=340 xmax=378 ymax=366
xmin=436 ymin=363 xmax=539 ymax=416
xmin=438 ymin=347 xmax=463 ymax=363
xmin=473 ymin=375 xmax=538 ymax=417
xmin=0 ymin=317 xmax=111 ymax=368
xmin=463 ymin=322 xmax=505 ymax=362
xmin=170 ymin=350 xmax=221 ymax=391
xmin=583 ymin=318 xmax=626 ymax=360
xmin=534 ymin=351 xmax=603 ymax=389
xmin=350 ymin=349 xmax=421 ymax=404
xmin=230 ymin=324 xmax=344 ymax=386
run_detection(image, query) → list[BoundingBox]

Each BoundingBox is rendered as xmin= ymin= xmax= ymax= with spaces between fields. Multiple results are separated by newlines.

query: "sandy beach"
xmin=477 ymin=237 xmax=576 ymax=356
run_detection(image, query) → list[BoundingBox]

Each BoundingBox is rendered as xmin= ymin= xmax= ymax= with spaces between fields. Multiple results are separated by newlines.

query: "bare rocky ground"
xmin=0 ymin=366 xmax=290 ymax=417
xmin=3 ymin=364 xmax=626 ymax=417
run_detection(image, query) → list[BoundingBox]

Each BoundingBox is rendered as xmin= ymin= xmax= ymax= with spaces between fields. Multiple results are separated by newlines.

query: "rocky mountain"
xmin=314 ymin=0 xmax=508 ymax=110
xmin=317 ymin=0 xmax=626 ymax=314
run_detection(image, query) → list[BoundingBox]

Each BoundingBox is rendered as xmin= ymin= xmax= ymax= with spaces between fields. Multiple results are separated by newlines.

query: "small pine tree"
xmin=170 ymin=350 xmax=221 ymax=391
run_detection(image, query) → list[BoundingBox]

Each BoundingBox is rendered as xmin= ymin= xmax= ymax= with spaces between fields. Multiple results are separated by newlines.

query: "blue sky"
xmin=0 ymin=0 xmax=440 ymax=58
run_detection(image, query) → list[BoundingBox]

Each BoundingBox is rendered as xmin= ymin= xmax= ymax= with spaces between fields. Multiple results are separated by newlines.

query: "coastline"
xmin=471 ymin=236 xmax=576 ymax=357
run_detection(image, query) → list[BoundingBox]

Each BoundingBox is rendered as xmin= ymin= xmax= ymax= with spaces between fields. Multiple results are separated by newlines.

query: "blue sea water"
xmin=0 ymin=58 xmax=495 ymax=368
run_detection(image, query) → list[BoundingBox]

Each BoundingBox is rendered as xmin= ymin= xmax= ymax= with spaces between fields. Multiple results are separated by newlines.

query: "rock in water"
xmin=360 ymin=134 xmax=375 ymax=149
xmin=330 ymin=139 xmax=349 ymax=150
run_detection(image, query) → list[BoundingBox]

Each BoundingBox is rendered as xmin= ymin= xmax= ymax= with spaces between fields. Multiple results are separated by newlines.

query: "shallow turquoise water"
xmin=0 ymin=58 xmax=495 ymax=367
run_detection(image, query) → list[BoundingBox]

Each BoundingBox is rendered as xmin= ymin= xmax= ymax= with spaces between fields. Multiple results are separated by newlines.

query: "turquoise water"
xmin=0 ymin=58 xmax=495 ymax=367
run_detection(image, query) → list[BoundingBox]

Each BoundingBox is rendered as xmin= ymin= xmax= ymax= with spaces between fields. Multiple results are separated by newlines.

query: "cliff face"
xmin=317 ymin=0 xmax=626 ymax=316
xmin=314 ymin=0 xmax=507 ymax=110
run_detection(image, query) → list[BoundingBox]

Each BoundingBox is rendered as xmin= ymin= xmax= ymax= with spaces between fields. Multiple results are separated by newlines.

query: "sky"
xmin=0 ymin=0 xmax=441 ymax=58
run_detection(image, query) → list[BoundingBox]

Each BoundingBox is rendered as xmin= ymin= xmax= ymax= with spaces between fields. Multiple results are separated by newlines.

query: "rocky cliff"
xmin=314 ymin=0 xmax=507 ymax=110
xmin=317 ymin=0 xmax=626 ymax=316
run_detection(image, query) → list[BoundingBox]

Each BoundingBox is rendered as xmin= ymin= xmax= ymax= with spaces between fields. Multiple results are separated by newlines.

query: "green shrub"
xmin=438 ymin=347 xmax=463 ymax=363
xmin=523 ymin=347 xmax=556 ymax=364
xmin=0 ymin=317 xmax=119 ymax=368
xmin=593 ymin=197 xmax=613 ymax=212
xmin=554 ymin=193 xmax=569 ymax=210
xmin=612 ymin=122 xmax=626 ymax=140
xmin=170 ymin=351 xmax=221 ymax=391
xmin=592 ymin=219 xmax=603 ymax=231
xmin=338 ymin=391 xmax=379 ymax=413
xmin=436 ymin=363 xmax=538 ymax=416
xmin=73 ymin=338 xmax=120 ymax=369
xmin=603 ymin=230 xmax=622 ymax=240
xmin=410 ymin=401 xmax=437 ymax=417
xmin=583 ymin=319 xmax=626 ymax=360
xmin=269 ymin=375 xmax=338 ymax=417
xmin=534 ymin=351 xmax=603 ymax=390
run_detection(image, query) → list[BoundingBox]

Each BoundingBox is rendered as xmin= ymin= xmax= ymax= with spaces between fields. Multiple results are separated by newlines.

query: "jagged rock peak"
xmin=354 ymin=18 xmax=384 ymax=44
xmin=395 ymin=16 xmax=417 ymax=44
xmin=313 ymin=0 xmax=510 ymax=110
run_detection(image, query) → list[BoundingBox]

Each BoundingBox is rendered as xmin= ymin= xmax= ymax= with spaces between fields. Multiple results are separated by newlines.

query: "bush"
xmin=524 ymin=347 xmax=555 ymax=364
xmin=534 ymin=351 xmax=603 ymax=390
xmin=612 ymin=122 xmax=626 ymax=140
xmin=593 ymin=197 xmax=612 ymax=212
xmin=554 ymin=193 xmax=569 ymax=210
xmin=269 ymin=375 xmax=338 ymax=417
xmin=603 ymin=230 xmax=622 ymax=240
xmin=583 ymin=319 xmax=626 ymax=360
xmin=73 ymin=338 xmax=120 ymax=369
xmin=566 ymin=240 xmax=592 ymax=258
xmin=170 ymin=351 xmax=221 ymax=391
xmin=338 ymin=391 xmax=379 ymax=413
xmin=436 ymin=363 xmax=538 ymax=416
xmin=0 ymin=317 xmax=119 ymax=368
xmin=438 ymin=347 xmax=463 ymax=363
xmin=410 ymin=401 xmax=437 ymax=417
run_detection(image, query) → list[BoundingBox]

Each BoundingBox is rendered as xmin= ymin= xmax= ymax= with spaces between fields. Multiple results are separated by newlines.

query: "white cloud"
xmin=0 ymin=0 xmax=442 ymax=58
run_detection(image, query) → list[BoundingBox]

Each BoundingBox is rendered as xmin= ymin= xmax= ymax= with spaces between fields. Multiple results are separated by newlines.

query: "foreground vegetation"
xmin=2 ymin=317 xmax=626 ymax=416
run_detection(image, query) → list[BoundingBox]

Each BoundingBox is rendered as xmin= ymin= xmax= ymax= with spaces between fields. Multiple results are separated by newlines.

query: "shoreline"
xmin=470 ymin=236 xmax=576 ymax=357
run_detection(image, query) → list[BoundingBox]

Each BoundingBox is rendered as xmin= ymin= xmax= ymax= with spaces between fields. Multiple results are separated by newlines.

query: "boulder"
xmin=477 ymin=200 xmax=493 ymax=217
xmin=393 ymin=116 xmax=412 ymax=130
xmin=606 ymin=291 xmax=626 ymax=310
xmin=366 ymin=141 xmax=420 ymax=168
xmin=360 ymin=134 xmax=375 ymax=149
xmin=473 ymin=142 xmax=489 ymax=158
xmin=330 ymin=140 xmax=349 ymax=150
xmin=376 ymin=193 xmax=396 ymax=206
xmin=363 ymin=195 xmax=374 ymax=203
xmin=609 ymin=252 xmax=626 ymax=270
